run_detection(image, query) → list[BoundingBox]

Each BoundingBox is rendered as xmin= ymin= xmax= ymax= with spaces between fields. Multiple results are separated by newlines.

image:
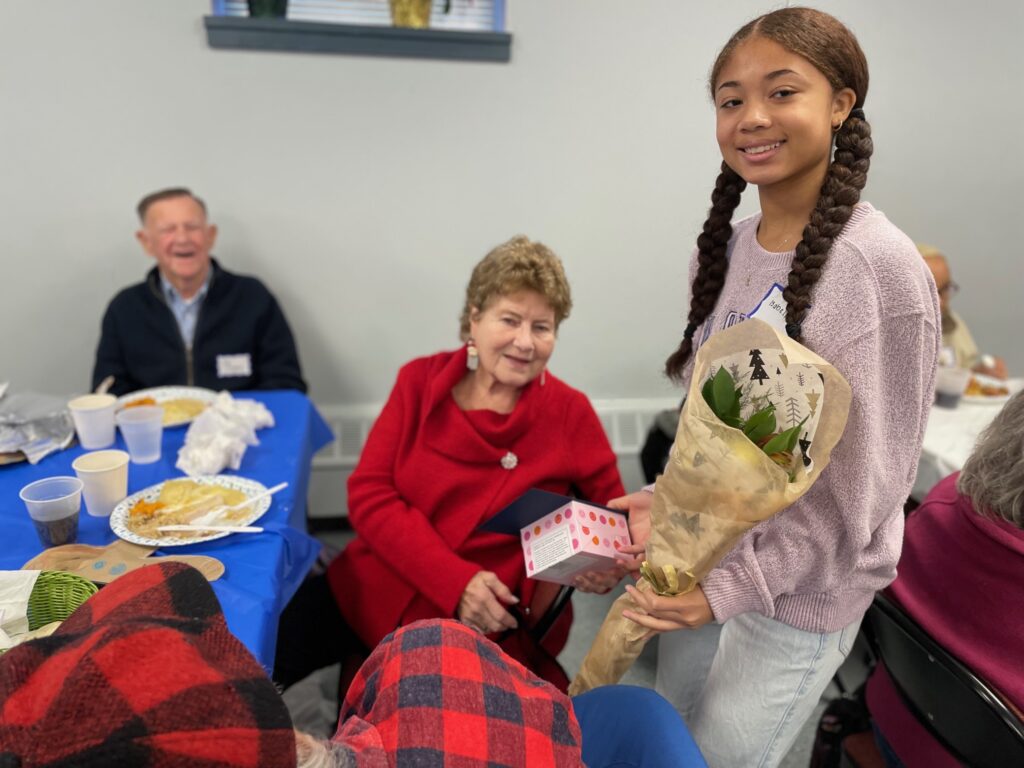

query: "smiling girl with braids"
xmin=610 ymin=8 xmax=940 ymax=766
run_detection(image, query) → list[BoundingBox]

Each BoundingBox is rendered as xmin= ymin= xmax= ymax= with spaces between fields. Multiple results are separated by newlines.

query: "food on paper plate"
xmin=160 ymin=398 xmax=208 ymax=424
xmin=122 ymin=397 xmax=208 ymax=425
xmin=127 ymin=479 xmax=249 ymax=538
xmin=965 ymin=376 xmax=1009 ymax=398
xmin=122 ymin=397 xmax=158 ymax=408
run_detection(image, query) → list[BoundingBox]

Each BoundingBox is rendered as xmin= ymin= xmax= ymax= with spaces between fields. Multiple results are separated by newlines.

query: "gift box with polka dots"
xmin=520 ymin=501 xmax=631 ymax=585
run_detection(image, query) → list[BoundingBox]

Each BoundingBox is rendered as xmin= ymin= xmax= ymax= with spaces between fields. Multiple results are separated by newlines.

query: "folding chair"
xmin=866 ymin=593 xmax=1024 ymax=768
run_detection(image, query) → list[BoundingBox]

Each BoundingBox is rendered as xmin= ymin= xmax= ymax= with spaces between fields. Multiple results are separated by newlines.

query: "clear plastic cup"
xmin=19 ymin=476 xmax=83 ymax=547
xmin=72 ymin=449 xmax=130 ymax=517
xmin=116 ymin=405 xmax=164 ymax=464
xmin=68 ymin=394 xmax=117 ymax=449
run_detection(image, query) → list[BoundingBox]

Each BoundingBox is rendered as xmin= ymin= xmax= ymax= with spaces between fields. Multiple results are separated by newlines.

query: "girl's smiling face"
xmin=714 ymin=36 xmax=854 ymax=192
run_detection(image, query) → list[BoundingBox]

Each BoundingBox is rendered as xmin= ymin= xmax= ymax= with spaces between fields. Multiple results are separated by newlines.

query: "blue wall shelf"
xmin=204 ymin=16 xmax=512 ymax=63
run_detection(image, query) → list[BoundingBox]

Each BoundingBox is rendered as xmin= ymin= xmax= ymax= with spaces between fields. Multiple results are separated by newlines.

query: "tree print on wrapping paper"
xmin=799 ymin=436 xmax=812 ymax=467
xmin=749 ymin=349 xmax=770 ymax=386
xmin=668 ymin=510 xmax=703 ymax=539
xmin=785 ymin=396 xmax=802 ymax=427
xmin=806 ymin=391 xmax=821 ymax=416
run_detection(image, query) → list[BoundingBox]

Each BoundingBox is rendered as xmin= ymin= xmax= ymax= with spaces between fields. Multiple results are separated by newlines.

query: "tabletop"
xmin=1 ymin=389 xmax=334 ymax=673
xmin=913 ymin=379 xmax=1023 ymax=500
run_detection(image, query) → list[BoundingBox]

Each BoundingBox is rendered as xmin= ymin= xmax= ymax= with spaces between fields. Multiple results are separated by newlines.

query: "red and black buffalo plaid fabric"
xmin=334 ymin=620 xmax=584 ymax=767
xmin=0 ymin=562 xmax=296 ymax=768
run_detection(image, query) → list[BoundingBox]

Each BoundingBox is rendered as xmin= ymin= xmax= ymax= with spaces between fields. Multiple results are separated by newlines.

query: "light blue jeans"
xmin=656 ymin=610 xmax=861 ymax=768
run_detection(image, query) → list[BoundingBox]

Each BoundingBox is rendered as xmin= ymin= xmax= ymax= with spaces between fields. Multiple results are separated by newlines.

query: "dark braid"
xmin=783 ymin=109 xmax=873 ymax=341
xmin=666 ymin=7 xmax=873 ymax=377
xmin=664 ymin=162 xmax=747 ymax=381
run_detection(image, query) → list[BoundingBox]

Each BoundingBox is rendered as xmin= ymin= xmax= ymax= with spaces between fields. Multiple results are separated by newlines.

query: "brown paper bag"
xmin=570 ymin=319 xmax=851 ymax=695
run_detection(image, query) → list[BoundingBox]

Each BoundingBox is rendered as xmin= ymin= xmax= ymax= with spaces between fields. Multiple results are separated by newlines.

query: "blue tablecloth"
xmin=0 ymin=390 xmax=333 ymax=673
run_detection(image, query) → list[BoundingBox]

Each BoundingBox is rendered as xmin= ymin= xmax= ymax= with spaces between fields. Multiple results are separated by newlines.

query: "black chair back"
xmin=867 ymin=593 xmax=1024 ymax=768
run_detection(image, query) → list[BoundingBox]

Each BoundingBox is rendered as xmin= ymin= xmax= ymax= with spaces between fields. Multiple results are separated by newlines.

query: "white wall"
xmin=2 ymin=0 xmax=1021 ymax=405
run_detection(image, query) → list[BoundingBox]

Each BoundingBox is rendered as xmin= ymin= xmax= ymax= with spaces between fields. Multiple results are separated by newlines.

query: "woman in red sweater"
xmin=275 ymin=235 xmax=625 ymax=693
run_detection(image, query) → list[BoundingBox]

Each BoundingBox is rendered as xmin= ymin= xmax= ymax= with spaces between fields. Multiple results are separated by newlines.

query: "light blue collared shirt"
xmin=160 ymin=272 xmax=211 ymax=349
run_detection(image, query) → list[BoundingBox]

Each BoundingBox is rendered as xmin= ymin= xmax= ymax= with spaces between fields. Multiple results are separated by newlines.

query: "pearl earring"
xmin=466 ymin=340 xmax=479 ymax=371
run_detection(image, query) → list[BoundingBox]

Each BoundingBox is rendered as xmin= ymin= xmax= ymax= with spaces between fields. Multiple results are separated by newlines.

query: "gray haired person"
xmin=866 ymin=389 xmax=1024 ymax=764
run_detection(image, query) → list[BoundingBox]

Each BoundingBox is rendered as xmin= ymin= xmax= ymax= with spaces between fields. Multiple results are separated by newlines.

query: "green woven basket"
xmin=26 ymin=571 xmax=98 ymax=630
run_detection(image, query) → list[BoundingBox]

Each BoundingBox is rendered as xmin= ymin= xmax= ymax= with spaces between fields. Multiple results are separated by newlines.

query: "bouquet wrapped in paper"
xmin=569 ymin=318 xmax=851 ymax=694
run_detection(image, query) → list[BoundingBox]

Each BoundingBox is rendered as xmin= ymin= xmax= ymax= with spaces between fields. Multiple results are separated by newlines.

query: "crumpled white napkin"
xmin=0 ymin=570 xmax=41 ymax=649
xmin=176 ymin=392 xmax=275 ymax=477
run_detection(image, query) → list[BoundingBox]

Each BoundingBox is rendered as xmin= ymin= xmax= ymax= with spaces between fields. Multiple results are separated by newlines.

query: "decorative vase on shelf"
xmin=388 ymin=0 xmax=433 ymax=29
xmin=248 ymin=0 xmax=288 ymax=18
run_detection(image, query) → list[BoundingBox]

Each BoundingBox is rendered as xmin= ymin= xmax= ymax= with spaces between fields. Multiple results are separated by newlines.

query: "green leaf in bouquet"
xmin=743 ymin=404 xmax=777 ymax=443
xmin=728 ymin=388 xmax=743 ymax=417
xmin=723 ymin=402 xmax=744 ymax=429
xmin=710 ymin=367 xmax=737 ymax=419
xmin=761 ymin=416 xmax=808 ymax=456
xmin=701 ymin=376 xmax=716 ymax=411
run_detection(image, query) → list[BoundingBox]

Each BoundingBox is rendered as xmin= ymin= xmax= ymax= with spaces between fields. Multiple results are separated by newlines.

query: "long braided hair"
xmin=665 ymin=7 xmax=873 ymax=382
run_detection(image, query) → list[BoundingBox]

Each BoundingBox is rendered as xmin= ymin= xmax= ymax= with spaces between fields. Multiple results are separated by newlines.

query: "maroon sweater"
xmin=328 ymin=348 xmax=624 ymax=650
xmin=867 ymin=472 xmax=1024 ymax=765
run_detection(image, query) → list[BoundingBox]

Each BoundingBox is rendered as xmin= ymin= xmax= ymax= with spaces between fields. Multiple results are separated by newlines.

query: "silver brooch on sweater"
xmin=500 ymin=452 xmax=518 ymax=470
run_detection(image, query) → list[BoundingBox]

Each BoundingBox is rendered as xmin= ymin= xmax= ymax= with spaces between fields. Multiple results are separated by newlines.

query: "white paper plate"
xmin=117 ymin=386 xmax=219 ymax=427
xmin=109 ymin=475 xmax=271 ymax=547
xmin=961 ymin=392 xmax=1012 ymax=405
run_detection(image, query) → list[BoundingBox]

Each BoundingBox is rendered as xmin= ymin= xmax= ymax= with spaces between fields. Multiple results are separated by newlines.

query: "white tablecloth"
xmin=912 ymin=379 xmax=1023 ymax=500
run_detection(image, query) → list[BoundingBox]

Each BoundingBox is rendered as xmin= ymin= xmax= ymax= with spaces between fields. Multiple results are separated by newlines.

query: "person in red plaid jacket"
xmin=1 ymin=563 xmax=706 ymax=767
xmin=0 ymin=562 xmax=585 ymax=767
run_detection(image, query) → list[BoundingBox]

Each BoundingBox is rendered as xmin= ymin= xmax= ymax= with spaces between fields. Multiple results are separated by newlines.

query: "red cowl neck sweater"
xmin=867 ymin=472 xmax=1024 ymax=766
xmin=328 ymin=347 xmax=625 ymax=650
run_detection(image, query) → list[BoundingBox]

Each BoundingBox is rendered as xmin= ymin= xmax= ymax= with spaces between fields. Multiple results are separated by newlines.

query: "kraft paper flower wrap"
xmin=569 ymin=319 xmax=851 ymax=695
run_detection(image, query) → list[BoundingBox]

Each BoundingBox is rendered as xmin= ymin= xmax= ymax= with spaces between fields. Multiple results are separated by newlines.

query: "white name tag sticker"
xmin=748 ymin=283 xmax=789 ymax=333
xmin=216 ymin=353 xmax=252 ymax=378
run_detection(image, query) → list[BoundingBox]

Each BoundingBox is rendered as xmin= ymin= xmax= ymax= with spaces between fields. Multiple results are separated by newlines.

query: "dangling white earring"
xmin=466 ymin=340 xmax=479 ymax=371
xmin=540 ymin=368 xmax=547 ymax=386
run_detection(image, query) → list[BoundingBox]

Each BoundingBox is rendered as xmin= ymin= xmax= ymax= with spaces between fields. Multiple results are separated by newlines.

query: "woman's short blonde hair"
xmin=459 ymin=235 xmax=572 ymax=341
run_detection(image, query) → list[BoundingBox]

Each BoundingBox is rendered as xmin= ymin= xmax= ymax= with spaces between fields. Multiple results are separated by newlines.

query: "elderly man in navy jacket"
xmin=92 ymin=188 xmax=306 ymax=396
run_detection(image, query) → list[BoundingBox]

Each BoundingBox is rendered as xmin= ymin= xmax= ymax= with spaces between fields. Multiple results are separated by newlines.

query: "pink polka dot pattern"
xmin=517 ymin=502 xmax=631 ymax=578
